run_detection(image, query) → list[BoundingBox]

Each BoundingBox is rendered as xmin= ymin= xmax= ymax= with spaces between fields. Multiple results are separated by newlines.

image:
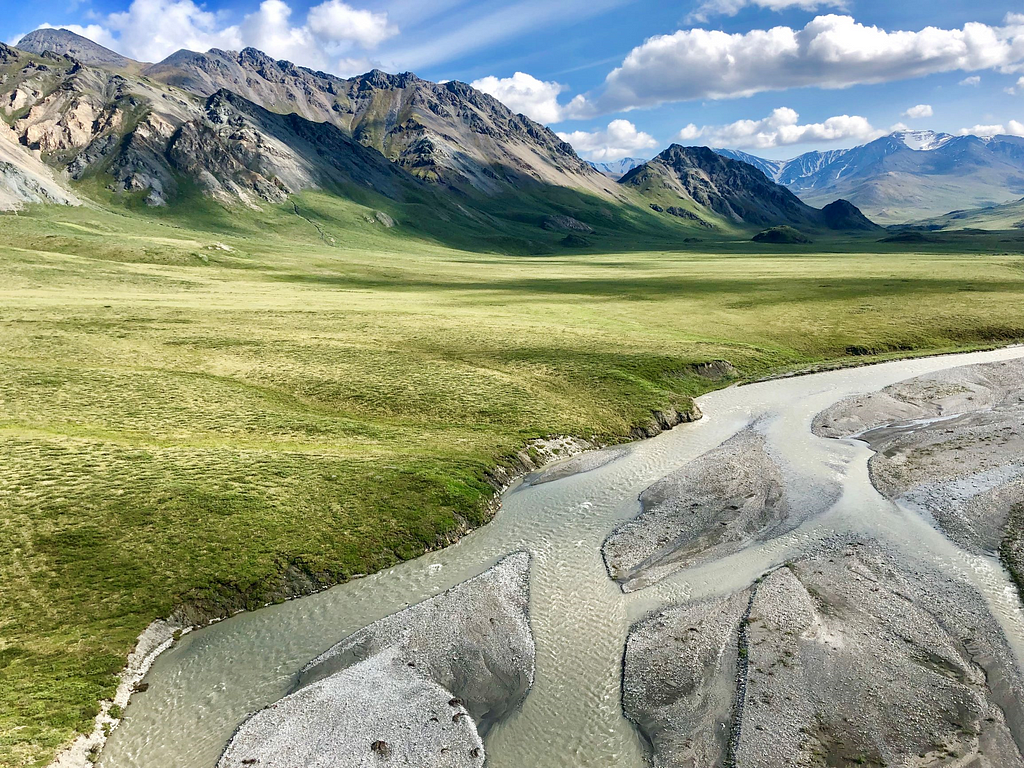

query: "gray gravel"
xmin=217 ymin=552 xmax=534 ymax=768
xmin=624 ymin=538 xmax=1024 ymax=768
xmin=815 ymin=358 xmax=1024 ymax=579
xmin=603 ymin=429 xmax=788 ymax=592
xmin=623 ymin=591 xmax=750 ymax=768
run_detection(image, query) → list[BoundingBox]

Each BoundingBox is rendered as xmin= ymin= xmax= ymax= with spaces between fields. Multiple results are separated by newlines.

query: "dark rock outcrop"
xmin=752 ymin=225 xmax=812 ymax=244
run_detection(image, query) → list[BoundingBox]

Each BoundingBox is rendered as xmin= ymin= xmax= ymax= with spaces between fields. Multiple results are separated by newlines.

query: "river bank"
xmin=94 ymin=345 xmax=1024 ymax=768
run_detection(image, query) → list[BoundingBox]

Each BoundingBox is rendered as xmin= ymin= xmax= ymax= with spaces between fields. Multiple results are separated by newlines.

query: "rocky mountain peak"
xmin=16 ymin=28 xmax=138 ymax=71
xmin=623 ymin=144 xmax=875 ymax=231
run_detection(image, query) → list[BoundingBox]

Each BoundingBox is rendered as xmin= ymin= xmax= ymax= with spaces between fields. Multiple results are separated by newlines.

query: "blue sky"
xmin=3 ymin=0 xmax=1022 ymax=160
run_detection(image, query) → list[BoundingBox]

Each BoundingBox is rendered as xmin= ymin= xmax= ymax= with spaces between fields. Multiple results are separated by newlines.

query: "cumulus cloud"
xmin=688 ymin=0 xmax=845 ymax=23
xmin=1006 ymin=76 xmax=1024 ymax=95
xmin=957 ymin=121 xmax=1024 ymax=137
xmin=238 ymin=0 xmax=317 ymax=65
xmin=676 ymin=107 xmax=882 ymax=149
xmin=593 ymin=13 xmax=1024 ymax=112
xmin=32 ymin=0 xmax=396 ymax=70
xmin=556 ymin=119 xmax=659 ymax=161
xmin=902 ymin=104 xmax=933 ymax=119
xmin=307 ymin=0 xmax=397 ymax=49
xmin=103 ymin=0 xmax=242 ymax=61
xmin=959 ymin=75 xmax=982 ymax=86
xmin=470 ymin=72 xmax=589 ymax=124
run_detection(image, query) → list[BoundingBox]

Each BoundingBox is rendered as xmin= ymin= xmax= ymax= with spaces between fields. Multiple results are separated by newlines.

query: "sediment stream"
xmin=100 ymin=347 xmax=1024 ymax=768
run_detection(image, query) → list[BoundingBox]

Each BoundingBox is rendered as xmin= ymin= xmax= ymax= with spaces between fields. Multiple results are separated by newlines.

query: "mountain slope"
xmin=716 ymin=131 xmax=1024 ymax=224
xmin=916 ymin=197 xmax=1024 ymax=231
xmin=16 ymin=28 xmax=142 ymax=72
xmin=143 ymin=48 xmax=616 ymax=197
xmin=622 ymin=145 xmax=870 ymax=232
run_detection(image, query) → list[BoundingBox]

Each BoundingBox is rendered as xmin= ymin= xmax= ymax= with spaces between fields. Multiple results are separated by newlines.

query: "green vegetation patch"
xmin=2 ymin=200 xmax=1024 ymax=766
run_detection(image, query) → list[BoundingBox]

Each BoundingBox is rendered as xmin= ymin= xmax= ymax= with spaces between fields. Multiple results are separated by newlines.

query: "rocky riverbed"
xmin=625 ymin=538 xmax=1024 ymax=768
xmin=814 ymin=358 xmax=1024 ymax=595
xmin=217 ymin=553 xmax=534 ymax=768
xmin=601 ymin=426 xmax=836 ymax=593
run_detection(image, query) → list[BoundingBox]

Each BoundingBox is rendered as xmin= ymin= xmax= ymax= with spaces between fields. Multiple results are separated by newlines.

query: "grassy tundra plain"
xmin=2 ymin=194 xmax=1024 ymax=767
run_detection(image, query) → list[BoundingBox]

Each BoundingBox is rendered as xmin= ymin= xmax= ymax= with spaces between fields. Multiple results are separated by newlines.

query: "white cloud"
xmin=902 ymin=104 xmax=933 ymax=119
xmin=238 ymin=0 xmax=318 ymax=65
xmin=1006 ymin=76 xmax=1024 ymax=95
xmin=676 ymin=107 xmax=882 ymax=149
xmin=556 ymin=119 xmax=659 ymax=161
xmin=31 ymin=0 xmax=395 ymax=71
xmin=470 ymin=72 xmax=589 ymax=124
xmin=959 ymin=75 xmax=982 ymax=86
xmin=307 ymin=0 xmax=397 ymax=49
xmin=689 ymin=0 xmax=845 ymax=23
xmin=103 ymin=0 xmax=243 ymax=61
xmin=957 ymin=121 xmax=1024 ymax=137
xmin=594 ymin=13 xmax=1024 ymax=112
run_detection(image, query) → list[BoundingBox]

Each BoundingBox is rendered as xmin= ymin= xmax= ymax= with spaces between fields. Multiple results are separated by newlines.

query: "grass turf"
xmin=2 ymin=195 xmax=1024 ymax=766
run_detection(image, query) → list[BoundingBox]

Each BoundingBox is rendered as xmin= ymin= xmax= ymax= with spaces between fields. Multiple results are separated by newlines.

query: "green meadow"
xmin=2 ymin=193 xmax=1024 ymax=766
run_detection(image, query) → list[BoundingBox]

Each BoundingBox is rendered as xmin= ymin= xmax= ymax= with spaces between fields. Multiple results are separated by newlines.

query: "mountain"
xmin=712 ymin=148 xmax=783 ymax=182
xmin=2 ymin=29 xmax=880 ymax=244
xmin=622 ymin=145 xmax=871 ymax=232
xmin=3 ymin=35 xmax=621 ymax=209
xmin=141 ymin=48 xmax=615 ymax=197
xmin=16 ymin=28 xmax=142 ymax=72
xmin=821 ymin=199 xmax=881 ymax=231
xmin=715 ymin=131 xmax=1024 ymax=224
xmin=916 ymin=197 xmax=1024 ymax=231
xmin=587 ymin=157 xmax=647 ymax=179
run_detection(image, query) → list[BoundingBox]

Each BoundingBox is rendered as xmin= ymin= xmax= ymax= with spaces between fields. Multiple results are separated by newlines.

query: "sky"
xmin=3 ymin=0 xmax=1022 ymax=161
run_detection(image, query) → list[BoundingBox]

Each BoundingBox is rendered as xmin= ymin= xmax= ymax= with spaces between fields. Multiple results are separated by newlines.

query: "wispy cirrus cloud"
xmin=688 ymin=0 xmax=846 ymax=24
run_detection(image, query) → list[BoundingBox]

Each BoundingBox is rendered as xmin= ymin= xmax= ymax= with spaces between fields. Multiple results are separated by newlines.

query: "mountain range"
xmin=587 ymin=157 xmax=647 ymax=179
xmin=2 ymin=27 xmax=877 ymax=248
xmin=716 ymin=130 xmax=1024 ymax=224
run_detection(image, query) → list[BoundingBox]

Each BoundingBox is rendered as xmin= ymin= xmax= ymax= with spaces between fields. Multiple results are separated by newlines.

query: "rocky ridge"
xmin=622 ymin=145 xmax=874 ymax=232
xmin=138 ymin=46 xmax=614 ymax=196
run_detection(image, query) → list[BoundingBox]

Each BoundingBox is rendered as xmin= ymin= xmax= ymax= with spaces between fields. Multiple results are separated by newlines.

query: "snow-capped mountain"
xmin=714 ymin=130 xmax=1024 ymax=223
xmin=587 ymin=157 xmax=648 ymax=179
xmin=890 ymin=130 xmax=955 ymax=152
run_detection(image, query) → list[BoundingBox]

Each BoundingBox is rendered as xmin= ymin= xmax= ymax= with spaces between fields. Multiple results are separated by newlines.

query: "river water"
xmin=101 ymin=346 xmax=1024 ymax=768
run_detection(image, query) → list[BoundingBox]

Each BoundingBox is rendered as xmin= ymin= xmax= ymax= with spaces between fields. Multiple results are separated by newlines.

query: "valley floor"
xmin=1 ymin=198 xmax=1024 ymax=767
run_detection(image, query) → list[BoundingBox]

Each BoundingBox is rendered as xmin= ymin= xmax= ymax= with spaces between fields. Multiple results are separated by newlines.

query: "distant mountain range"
xmin=716 ymin=130 xmax=1024 ymax=224
xmin=2 ymin=27 xmax=877 ymax=246
xmin=622 ymin=145 xmax=879 ymax=232
xmin=587 ymin=157 xmax=647 ymax=179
